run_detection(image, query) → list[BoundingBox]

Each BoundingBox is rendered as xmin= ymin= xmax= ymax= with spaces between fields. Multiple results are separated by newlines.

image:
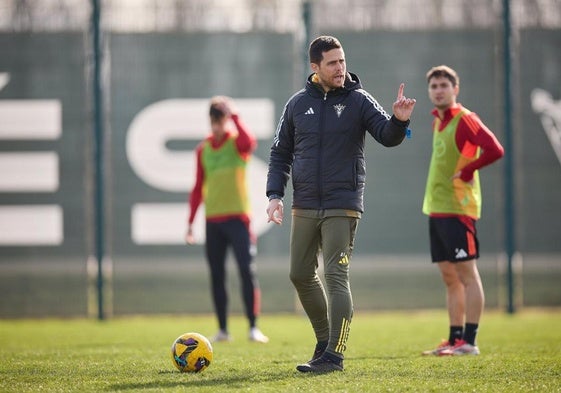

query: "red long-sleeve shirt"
xmin=188 ymin=114 xmax=257 ymax=225
xmin=432 ymin=104 xmax=504 ymax=182
xmin=430 ymin=103 xmax=505 ymax=226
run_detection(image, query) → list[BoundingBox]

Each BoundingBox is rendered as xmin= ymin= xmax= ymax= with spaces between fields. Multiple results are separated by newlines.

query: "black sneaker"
xmin=296 ymin=355 xmax=344 ymax=373
xmin=310 ymin=341 xmax=328 ymax=362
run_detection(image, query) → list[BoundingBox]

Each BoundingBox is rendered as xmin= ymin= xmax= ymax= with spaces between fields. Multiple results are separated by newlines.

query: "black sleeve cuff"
xmin=390 ymin=115 xmax=410 ymax=128
xmin=267 ymin=193 xmax=284 ymax=201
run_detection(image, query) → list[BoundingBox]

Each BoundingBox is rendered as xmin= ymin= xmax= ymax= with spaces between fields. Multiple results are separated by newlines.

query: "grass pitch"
xmin=1 ymin=310 xmax=560 ymax=392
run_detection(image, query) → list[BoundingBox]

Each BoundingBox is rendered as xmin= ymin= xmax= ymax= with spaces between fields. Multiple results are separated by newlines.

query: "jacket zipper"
xmin=318 ymin=92 xmax=328 ymax=208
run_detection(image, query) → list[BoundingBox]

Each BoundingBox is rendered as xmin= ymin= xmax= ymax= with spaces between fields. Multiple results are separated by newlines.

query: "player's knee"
xmin=324 ymin=272 xmax=349 ymax=293
xmin=289 ymin=269 xmax=315 ymax=287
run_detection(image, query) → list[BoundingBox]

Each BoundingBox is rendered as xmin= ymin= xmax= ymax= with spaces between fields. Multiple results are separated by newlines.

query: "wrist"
xmin=390 ymin=114 xmax=410 ymax=127
xmin=268 ymin=193 xmax=283 ymax=201
xmin=460 ymin=170 xmax=474 ymax=182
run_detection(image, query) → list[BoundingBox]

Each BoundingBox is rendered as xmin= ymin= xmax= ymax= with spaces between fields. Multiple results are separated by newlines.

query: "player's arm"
xmin=186 ymin=144 xmax=204 ymax=243
xmin=455 ymin=113 xmax=505 ymax=182
xmin=232 ymin=113 xmax=257 ymax=157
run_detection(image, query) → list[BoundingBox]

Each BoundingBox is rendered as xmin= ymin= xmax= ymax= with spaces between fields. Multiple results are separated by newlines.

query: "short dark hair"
xmin=309 ymin=36 xmax=342 ymax=65
xmin=426 ymin=65 xmax=460 ymax=87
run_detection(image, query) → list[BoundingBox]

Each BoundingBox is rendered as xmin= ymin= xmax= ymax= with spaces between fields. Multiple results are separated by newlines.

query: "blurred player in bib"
xmin=186 ymin=96 xmax=268 ymax=344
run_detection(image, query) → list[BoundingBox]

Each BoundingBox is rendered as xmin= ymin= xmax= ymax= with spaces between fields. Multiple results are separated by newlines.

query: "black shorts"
xmin=429 ymin=216 xmax=479 ymax=263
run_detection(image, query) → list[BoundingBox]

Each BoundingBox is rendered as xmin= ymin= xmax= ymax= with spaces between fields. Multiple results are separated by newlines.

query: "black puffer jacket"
xmin=267 ymin=72 xmax=409 ymax=213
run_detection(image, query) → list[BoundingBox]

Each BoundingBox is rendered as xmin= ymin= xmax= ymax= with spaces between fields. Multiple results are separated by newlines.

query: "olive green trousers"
xmin=289 ymin=209 xmax=360 ymax=358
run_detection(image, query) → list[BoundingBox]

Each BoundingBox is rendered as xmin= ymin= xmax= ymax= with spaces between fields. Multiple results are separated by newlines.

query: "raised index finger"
xmin=397 ymin=83 xmax=404 ymax=100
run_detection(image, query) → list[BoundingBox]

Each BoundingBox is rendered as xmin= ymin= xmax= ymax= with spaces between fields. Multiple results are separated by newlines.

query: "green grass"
xmin=1 ymin=310 xmax=560 ymax=392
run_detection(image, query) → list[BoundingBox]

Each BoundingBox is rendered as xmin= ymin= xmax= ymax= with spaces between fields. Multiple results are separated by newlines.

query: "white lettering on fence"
xmin=126 ymin=98 xmax=274 ymax=244
xmin=0 ymin=75 xmax=63 ymax=245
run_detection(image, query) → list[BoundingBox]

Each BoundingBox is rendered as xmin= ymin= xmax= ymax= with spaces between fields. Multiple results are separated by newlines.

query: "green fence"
xmin=1 ymin=27 xmax=560 ymax=317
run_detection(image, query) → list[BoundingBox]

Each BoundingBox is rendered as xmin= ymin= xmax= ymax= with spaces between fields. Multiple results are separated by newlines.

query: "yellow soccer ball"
xmin=170 ymin=332 xmax=213 ymax=373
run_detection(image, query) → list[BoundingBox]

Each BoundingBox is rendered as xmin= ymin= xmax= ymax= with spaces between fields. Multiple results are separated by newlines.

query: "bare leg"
xmin=437 ymin=261 xmax=465 ymax=327
xmin=455 ymin=259 xmax=484 ymax=324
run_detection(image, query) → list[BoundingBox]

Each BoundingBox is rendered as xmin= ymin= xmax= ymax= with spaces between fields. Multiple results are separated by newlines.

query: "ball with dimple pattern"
xmin=170 ymin=332 xmax=213 ymax=373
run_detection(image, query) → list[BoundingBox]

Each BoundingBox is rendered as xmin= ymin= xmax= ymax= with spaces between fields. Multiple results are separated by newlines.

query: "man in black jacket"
xmin=266 ymin=35 xmax=416 ymax=373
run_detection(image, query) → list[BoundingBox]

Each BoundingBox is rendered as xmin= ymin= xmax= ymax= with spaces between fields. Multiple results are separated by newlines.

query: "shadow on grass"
xmin=347 ymin=355 xmax=410 ymax=361
xmin=107 ymin=368 xmax=298 ymax=391
xmin=107 ymin=355 xmax=415 ymax=390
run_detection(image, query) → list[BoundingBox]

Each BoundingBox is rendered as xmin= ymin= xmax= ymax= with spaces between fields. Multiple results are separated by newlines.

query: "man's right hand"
xmin=266 ymin=199 xmax=284 ymax=225
xmin=185 ymin=226 xmax=195 ymax=244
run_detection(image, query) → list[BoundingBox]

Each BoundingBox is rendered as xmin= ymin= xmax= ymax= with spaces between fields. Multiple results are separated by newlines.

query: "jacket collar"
xmin=306 ymin=71 xmax=362 ymax=97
